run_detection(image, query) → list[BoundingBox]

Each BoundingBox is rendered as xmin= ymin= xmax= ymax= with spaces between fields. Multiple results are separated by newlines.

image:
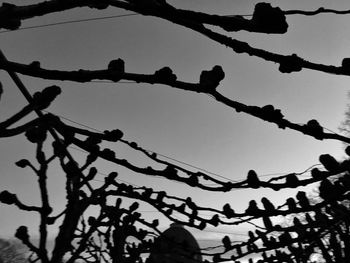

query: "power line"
xmin=297 ymin=122 xmax=343 ymax=138
xmin=64 ymin=133 xmax=222 ymax=188
xmin=44 ymin=110 xmax=320 ymax=186
xmin=0 ymin=13 xmax=252 ymax=36
xmin=150 ymin=151 xmax=239 ymax=183
xmin=0 ymin=13 xmax=138 ymax=34
xmin=61 ymin=124 xmax=222 ymax=187
xmin=45 ymin=111 xmax=321 ymax=184
xmin=0 ymin=10 xmax=256 ymax=36
xmin=69 ymin=144 xmax=222 ymax=188
xmin=42 ymin=110 xmax=101 ymax=133
xmin=44 ymin=111 xmax=237 ymax=183
xmin=91 ymin=80 xmax=135 ymax=84
xmin=2 ymin=6 xmax=348 ymax=37
xmin=323 ymin=126 xmax=343 ymax=136
xmin=42 ymin=110 xmax=325 ymax=189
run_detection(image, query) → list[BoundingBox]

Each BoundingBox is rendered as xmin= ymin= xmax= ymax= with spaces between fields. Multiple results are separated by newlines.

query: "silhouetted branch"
xmin=0 ymin=115 xmax=50 ymax=138
xmin=0 ymin=1 xmax=287 ymax=34
xmin=35 ymin=141 xmax=51 ymax=261
xmin=109 ymin=1 xmax=350 ymax=78
xmin=285 ymin=7 xmax=350 ymax=16
xmin=4 ymin=1 xmax=350 ymax=81
xmin=0 ymin=0 xmax=112 ymax=30
xmin=14 ymin=226 xmax=46 ymax=263
xmin=0 ymin=190 xmax=41 ymax=212
xmin=2 ymin=58 xmax=350 ymax=146
xmin=3 ymin=2 xmax=350 ymax=263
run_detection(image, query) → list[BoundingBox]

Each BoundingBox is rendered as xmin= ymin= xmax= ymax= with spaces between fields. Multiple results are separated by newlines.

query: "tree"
xmin=0 ymin=1 xmax=350 ymax=263
xmin=339 ymin=91 xmax=350 ymax=143
xmin=0 ymin=238 xmax=27 ymax=263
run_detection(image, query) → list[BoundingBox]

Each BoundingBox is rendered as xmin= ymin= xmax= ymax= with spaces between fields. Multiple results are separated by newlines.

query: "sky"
xmin=0 ymin=0 xmax=350 ymax=251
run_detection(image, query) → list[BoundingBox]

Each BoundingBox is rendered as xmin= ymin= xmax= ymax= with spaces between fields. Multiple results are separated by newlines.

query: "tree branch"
xmin=2 ymin=58 xmax=350 ymax=146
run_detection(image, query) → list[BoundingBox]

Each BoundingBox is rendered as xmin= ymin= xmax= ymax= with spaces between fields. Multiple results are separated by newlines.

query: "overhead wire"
xmin=323 ymin=126 xmax=344 ymax=137
xmin=0 ymin=13 xmax=139 ymax=34
xmin=259 ymin=163 xmax=322 ymax=179
xmin=296 ymin=122 xmax=344 ymax=139
xmin=0 ymin=11 xmax=253 ymax=35
xmin=44 ymin=111 xmax=324 ymax=184
xmin=68 ymin=144 xmax=201 ymax=188
xmin=43 ymin=110 xmax=237 ymax=183
xmin=1 ymin=5 xmax=350 ymax=37
xmin=90 ymin=80 xmax=135 ymax=84
xmin=150 ymin=151 xmax=239 ymax=183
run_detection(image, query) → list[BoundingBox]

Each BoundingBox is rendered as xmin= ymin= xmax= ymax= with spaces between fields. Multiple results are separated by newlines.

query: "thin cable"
xmin=45 ymin=111 xmax=322 ymax=186
xmin=90 ymin=80 xmax=135 ymax=84
xmin=0 ymin=11 xmax=255 ymax=36
xmin=46 ymin=111 xmax=321 ymax=185
xmin=68 ymin=138 xmax=216 ymax=188
xmin=44 ymin=111 xmax=237 ymax=183
xmin=152 ymin=152 xmax=238 ymax=183
xmin=69 ymin=144 xmax=218 ymax=188
xmin=323 ymin=126 xmax=343 ymax=136
xmin=1 ymin=7 xmax=349 ymax=36
xmin=297 ymin=122 xmax=344 ymax=137
xmin=43 ymin=110 xmax=101 ymax=133
xmin=258 ymin=163 xmax=322 ymax=179
xmin=225 ymin=14 xmax=253 ymax=17
xmin=0 ymin=13 xmax=138 ymax=34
